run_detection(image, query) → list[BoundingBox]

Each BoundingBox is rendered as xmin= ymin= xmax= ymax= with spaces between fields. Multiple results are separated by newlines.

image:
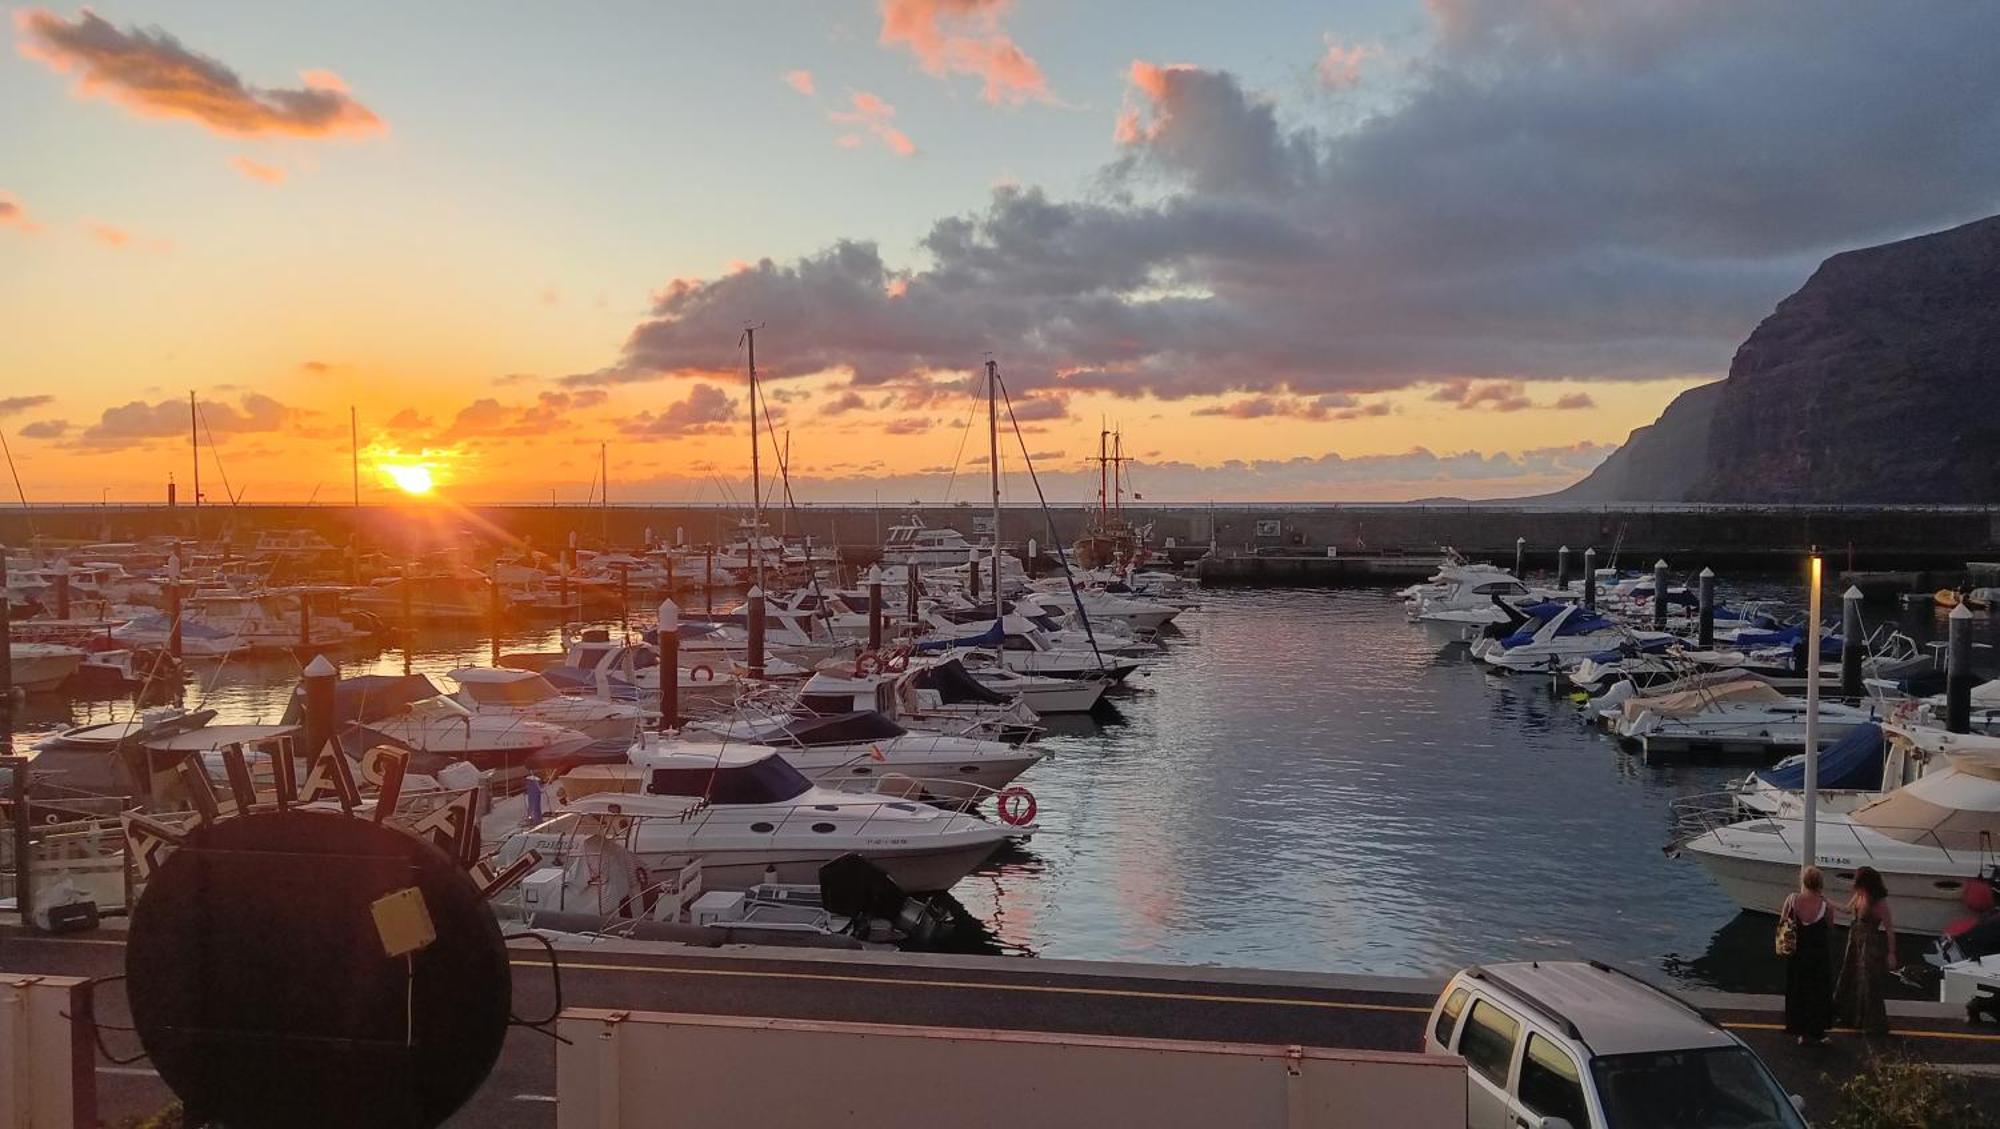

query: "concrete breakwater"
xmin=3 ymin=503 xmax=1996 ymax=573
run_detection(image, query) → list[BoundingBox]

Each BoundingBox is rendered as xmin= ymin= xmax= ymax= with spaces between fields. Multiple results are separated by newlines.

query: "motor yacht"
xmin=1619 ymin=682 xmax=1876 ymax=758
xmin=1677 ymin=751 xmax=2000 ymax=935
xmin=956 ymin=660 xmax=1109 ymax=713
xmin=1471 ymin=602 xmax=1671 ymax=673
xmin=797 ymin=658 xmax=1042 ymax=743
xmin=111 ymin=613 xmax=250 ymax=658
xmin=284 ymin=673 xmax=595 ymax=780
xmin=185 ymin=589 xmax=372 ymax=652
xmin=447 ymin=667 xmax=648 ymax=743
xmin=672 ymin=708 xmax=1045 ymax=802
xmin=509 ymin=745 xmax=1024 ymax=892
xmin=880 ymin=514 xmax=983 ymax=568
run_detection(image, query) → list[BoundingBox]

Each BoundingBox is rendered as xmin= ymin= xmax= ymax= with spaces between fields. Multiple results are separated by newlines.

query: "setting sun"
xmin=381 ymin=464 xmax=435 ymax=496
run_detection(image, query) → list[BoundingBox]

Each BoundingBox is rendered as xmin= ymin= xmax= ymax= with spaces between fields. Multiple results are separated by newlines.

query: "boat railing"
xmin=1669 ymin=794 xmax=1996 ymax=867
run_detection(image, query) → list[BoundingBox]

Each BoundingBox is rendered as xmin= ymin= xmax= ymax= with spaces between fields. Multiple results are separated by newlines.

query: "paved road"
xmin=8 ymin=926 xmax=1999 ymax=1126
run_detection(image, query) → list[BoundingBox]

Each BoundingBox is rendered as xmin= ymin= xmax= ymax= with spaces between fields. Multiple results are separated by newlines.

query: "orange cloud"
xmin=15 ymin=9 xmax=383 ymax=137
xmin=89 ymin=222 xmax=130 ymax=248
xmin=830 ymin=90 xmax=917 ymax=156
xmin=1114 ymin=60 xmax=1195 ymax=143
xmin=783 ymin=69 xmax=815 ymax=96
xmin=878 ymin=0 xmax=1049 ymax=105
xmin=230 ymin=155 xmax=285 ymax=184
xmin=1315 ymin=36 xmax=1381 ymax=89
xmin=0 ymin=192 xmax=37 ymax=232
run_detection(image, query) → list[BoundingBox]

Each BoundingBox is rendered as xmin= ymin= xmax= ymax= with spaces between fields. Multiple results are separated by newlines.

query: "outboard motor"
xmin=819 ymin=853 xmax=940 ymax=944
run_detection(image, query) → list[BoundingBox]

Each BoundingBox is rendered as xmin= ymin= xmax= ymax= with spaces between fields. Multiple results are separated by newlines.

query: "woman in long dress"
xmin=1833 ymin=865 xmax=1895 ymax=1036
xmin=1781 ymin=866 xmax=1832 ymax=1044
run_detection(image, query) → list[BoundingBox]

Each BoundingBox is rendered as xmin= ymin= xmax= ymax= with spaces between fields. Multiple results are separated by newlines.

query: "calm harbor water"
xmin=8 ymin=584 xmax=1973 ymax=990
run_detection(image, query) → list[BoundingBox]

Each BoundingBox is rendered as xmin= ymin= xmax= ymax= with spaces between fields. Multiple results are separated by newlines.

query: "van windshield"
xmin=1590 ymin=1047 xmax=1804 ymax=1129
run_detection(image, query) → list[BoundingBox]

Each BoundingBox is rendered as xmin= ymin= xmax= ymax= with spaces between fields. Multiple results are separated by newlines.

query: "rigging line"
xmin=751 ymin=378 xmax=833 ymax=621
xmin=0 ymin=428 xmax=34 ymax=539
xmin=993 ymin=371 xmax=1104 ymax=670
xmin=195 ymin=403 xmax=241 ymax=506
xmin=939 ymin=394 xmax=980 ymax=506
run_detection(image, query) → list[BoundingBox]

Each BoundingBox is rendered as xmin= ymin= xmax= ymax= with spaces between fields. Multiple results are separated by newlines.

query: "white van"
xmin=1425 ymin=960 xmax=1807 ymax=1129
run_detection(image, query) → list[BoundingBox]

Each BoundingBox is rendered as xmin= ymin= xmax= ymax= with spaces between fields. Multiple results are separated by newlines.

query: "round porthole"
xmin=750 ymin=822 xmax=774 ymax=834
xmin=959 ymin=764 xmax=980 ymax=773
xmin=811 ymin=822 xmax=837 ymax=834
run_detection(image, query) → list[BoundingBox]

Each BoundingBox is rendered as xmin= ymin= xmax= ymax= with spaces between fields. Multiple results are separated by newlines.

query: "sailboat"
xmin=1072 ymin=427 xmax=1150 ymax=571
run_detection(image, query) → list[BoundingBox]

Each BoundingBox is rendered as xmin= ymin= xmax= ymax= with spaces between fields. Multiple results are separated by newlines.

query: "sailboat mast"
xmin=189 ymin=390 xmax=201 ymax=540
xmin=1113 ymin=429 xmax=1123 ymax=516
xmin=1097 ymin=426 xmax=1108 ymax=520
xmin=600 ymin=441 xmax=609 ymax=546
xmin=745 ymin=326 xmax=761 ymax=585
xmin=987 ymin=359 xmax=1001 ymax=621
xmin=350 ymin=406 xmax=359 ymax=507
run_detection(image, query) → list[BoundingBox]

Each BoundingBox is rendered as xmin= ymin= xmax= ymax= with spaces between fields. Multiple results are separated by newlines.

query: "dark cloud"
xmin=1552 ymin=392 xmax=1597 ymax=410
xmin=76 ymin=393 xmax=305 ymax=449
xmin=882 ymin=417 xmax=932 ymax=435
xmin=0 ymin=394 xmax=54 ymax=417
xmin=18 ymin=419 xmax=67 ymax=438
xmin=619 ymin=384 xmax=737 ymax=437
xmin=1429 ymin=380 xmax=1532 ymax=412
xmin=581 ymin=1 xmax=2000 ymax=403
xmin=820 ymin=390 xmax=869 ymax=416
xmin=437 ymin=390 xmax=609 ymax=439
xmin=16 ymin=9 xmax=382 ymax=137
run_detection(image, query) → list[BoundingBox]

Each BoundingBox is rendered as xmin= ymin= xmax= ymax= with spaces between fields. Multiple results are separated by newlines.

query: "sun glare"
xmin=382 ymin=464 xmax=435 ymax=496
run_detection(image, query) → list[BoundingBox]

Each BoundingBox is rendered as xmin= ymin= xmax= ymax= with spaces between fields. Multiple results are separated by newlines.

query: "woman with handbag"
xmin=1780 ymin=866 xmax=1832 ymax=1045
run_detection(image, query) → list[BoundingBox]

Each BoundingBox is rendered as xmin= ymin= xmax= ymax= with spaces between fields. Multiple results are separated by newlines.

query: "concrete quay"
xmin=8 ymin=922 xmax=1999 ymax=1126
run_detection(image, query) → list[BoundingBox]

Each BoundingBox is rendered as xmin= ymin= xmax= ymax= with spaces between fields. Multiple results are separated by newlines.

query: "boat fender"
xmin=690 ymin=664 xmax=716 ymax=682
xmin=996 ymin=786 xmax=1037 ymax=827
xmin=883 ymin=650 xmax=910 ymax=673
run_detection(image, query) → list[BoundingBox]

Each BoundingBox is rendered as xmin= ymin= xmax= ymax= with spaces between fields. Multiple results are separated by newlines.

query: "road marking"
xmin=522 ymin=959 xmax=1437 ymax=1015
xmin=4 ymin=934 xmax=128 ymax=947
xmin=98 ymin=1066 xmax=159 ymax=1077
xmin=514 ymin=1094 xmax=559 ymax=1103
xmin=1722 ymin=1019 xmax=2000 ymax=1044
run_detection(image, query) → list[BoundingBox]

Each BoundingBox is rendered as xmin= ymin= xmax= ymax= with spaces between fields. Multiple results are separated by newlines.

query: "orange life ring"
xmin=854 ymin=652 xmax=880 ymax=677
xmin=996 ymin=786 xmax=1037 ymax=827
xmin=690 ymin=664 xmax=716 ymax=682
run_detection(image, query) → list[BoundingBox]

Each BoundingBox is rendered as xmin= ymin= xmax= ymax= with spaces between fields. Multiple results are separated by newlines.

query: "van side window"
xmin=1459 ymin=1000 xmax=1521 ymax=1087
xmin=1519 ymin=1033 xmax=1589 ymax=1127
xmin=1434 ymin=988 xmax=1469 ymax=1046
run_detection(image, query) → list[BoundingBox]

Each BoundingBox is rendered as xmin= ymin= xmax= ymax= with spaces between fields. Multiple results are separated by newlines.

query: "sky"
xmin=3 ymin=1 xmax=1999 ymax=506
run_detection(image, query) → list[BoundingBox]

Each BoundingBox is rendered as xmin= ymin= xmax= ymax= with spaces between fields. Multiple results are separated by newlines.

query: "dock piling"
xmin=489 ymin=575 xmax=503 ymax=666
xmin=968 ymin=547 xmax=981 ymax=600
xmin=1948 ymin=603 xmax=1973 ymax=734
xmin=1513 ymin=537 xmax=1525 ymax=579
xmin=906 ymin=562 xmax=919 ymax=624
xmin=53 ymin=557 xmax=70 ymax=621
xmin=703 ymin=549 xmax=714 ymax=615
xmin=1697 ymin=568 xmax=1716 ymax=648
xmin=1582 ymin=548 xmax=1597 ymax=611
xmin=0 ymin=544 xmax=14 ymax=754
xmin=1840 ymin=586 xmax=1864 ymax=699
xmin=298 ymin=590 xmax=312 ymax=653
xmin=1652 ymin=559 xmax=1670 ymax=630
xmin=868 ymin=581 xmax=883 ymax=651
xmin=657 ymin=599 xmax=679 ymax=731
xmin=301 ymin=653 xmax=338 ymax=761
xmin=747 ymin=586 xmax=767 ymax=681
xmin=1555 ymin=545 xmax=1570 ymax=591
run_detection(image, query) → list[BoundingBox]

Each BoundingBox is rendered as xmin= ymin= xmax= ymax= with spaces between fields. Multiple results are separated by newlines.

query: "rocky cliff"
xmin=1554 ymin=215 xmax=2000 ymax=503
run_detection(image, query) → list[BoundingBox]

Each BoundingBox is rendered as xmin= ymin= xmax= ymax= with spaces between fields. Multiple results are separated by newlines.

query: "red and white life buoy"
xmin=854 ymin=651 xmax=880 ymax=677
xmin=995 ymin=786 xmax=1038 ymax=827
xmin=689 ymin=664 xmax=716 ymax=682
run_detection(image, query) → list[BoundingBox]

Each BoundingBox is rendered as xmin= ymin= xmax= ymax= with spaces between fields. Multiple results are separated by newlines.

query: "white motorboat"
xmin=880 ymin=514 xmax=983 ymax=569
xmin=960 ymin=662 xmax=1109 ymax=713
xmin=797 ymin=658 xmax=1042 ymax=743
xmin=36 ymin=705 xmax=217 ymax=751
xmin=111 ymin=613 xmax=250 ymax=658
xmin=1677 ymin=752 xmax=2000 ymax=935
xmin=8 ymin=642 xmax=87 ymax=692
xmin=514 ymin=746 xmax=1024 ymax=892
xmin=540 ymin=638 xmax=743 ymax=713
xmin=1620 ymin=682 xmax=1876 ymax=757
xmin=286 ymin=673 xmax=595 ymax=780
xmin=927 ymin=619 xmax=1141 ymax=681
xmin=185 ymin=590 xmax=372 ymax=652
xmin=1471 ymin=603 xmax=1671 ymax=672
xmin=448 ymin=667 xmax=648 ymax=743
xmin=673 ymin=708 xmax=1045 ymax=802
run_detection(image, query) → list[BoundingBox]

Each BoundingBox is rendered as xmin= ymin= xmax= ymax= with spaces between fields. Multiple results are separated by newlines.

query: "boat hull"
xmin=1683 ymin=838 xmax=1968 ymax=936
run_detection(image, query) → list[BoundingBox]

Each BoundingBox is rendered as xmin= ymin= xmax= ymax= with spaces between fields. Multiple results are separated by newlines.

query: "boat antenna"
xmin=993 ymin=369 xmax=1104 ymax=670
xmin=600 ymin=441 xmax=609 ymax=547
xmin=189 ymin=390 xmax=201 ymax=541
xmin=986 ymin=357 xmax=1002 ymax=623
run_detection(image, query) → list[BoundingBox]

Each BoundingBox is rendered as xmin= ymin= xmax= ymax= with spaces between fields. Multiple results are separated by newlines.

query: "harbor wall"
xmin=554 ymin=1007 xmax=1468 ymax=1129
xmin=2 ymin=504 xmax=1994 ymax=572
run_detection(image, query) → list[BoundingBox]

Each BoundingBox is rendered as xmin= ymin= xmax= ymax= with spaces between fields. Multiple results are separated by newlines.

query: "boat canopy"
xmin=913 ymin=621 xmax=1005 ymax=653
xmin=1500 ymin=605 xmax=1612 ymax=648
xmin=1852 ymin=761 xmax=2000 ymax=850
xmin=743 ymin=710 xmax=908 ymax=747
xmin=1618 ymin=680 xmax=1787 ymax=724
xmin=910 ymin=658 xmax=1009 ymax=704
xmin=1757 ymin=724 xmax=1884 ymax=791
xmin=644 ymin=752 xmax=813 ymax=804
xmin=451 ymin=668 xmax=561 ymax=705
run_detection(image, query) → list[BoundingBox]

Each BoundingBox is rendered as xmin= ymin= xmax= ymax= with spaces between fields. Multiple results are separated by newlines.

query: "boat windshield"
xmin=647 ymin=757 xmax=813 ymax=804
xmin=1589 ymin=1048 xmax=1804 ymax=1129
xmin=462 ymin=677 xmax=558 ymax=706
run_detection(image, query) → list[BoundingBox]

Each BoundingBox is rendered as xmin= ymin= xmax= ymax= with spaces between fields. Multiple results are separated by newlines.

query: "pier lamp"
xmin=1802 ymin=551 xmax=1822 ymax=870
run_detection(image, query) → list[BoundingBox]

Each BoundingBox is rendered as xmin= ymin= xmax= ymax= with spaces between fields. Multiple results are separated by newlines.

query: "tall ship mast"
xmin=1073 ymin=426 xmax=1150 ymax=571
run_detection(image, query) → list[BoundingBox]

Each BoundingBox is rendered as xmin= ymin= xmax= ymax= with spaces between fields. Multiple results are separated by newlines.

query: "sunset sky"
xmin=4 ymin=2 xmax=1997 ymax=504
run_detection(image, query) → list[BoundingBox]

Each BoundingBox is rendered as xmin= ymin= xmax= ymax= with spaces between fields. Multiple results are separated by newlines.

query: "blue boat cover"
xmin=912 ymin=620 xmax=1005 ymax=652
xmin=1755 ymin=723 xmax=1883 ymax=791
